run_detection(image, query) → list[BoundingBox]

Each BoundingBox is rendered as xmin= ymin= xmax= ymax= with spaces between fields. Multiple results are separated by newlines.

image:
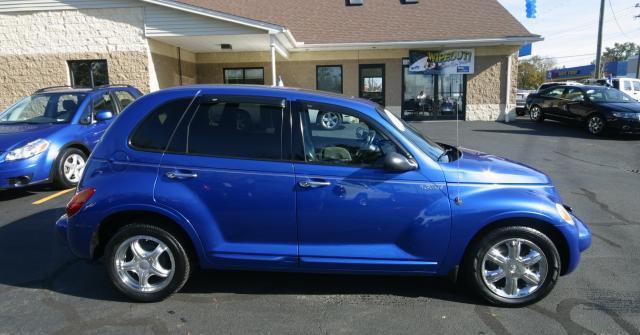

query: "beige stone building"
xmin=0 ymin=0 xmax=540 ymax=121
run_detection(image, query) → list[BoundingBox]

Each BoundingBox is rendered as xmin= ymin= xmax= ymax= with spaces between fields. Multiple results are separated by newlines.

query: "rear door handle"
xmin=299 ymin=180 xmax=331 ymax=188
xmin=165 ymin=170 xmax=198 ymax=180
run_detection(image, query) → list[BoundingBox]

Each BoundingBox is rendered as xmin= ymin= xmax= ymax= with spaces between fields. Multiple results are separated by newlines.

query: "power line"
xmin=608 ymin=0 xmax=632 ymax=39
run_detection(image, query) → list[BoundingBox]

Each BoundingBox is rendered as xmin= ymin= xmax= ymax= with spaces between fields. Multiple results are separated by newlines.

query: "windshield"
xmin=377 ymin=107 xmax=447 ymax=160
xmin=586 ymin=87 xmax=634 ymax=103
xmin=0 ymin=93 xmax=87 ymax=124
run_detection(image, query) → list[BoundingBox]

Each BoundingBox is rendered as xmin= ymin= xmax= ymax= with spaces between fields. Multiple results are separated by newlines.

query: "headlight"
xmin=5 ymin=139 xmax=50 ymax=161
xmin=611 ymin=111 xmax=637 ymax=119
xmin=555 ymin=203 xmax=575 ymax=225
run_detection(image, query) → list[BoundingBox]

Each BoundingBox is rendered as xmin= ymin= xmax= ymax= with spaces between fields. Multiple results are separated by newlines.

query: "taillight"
xmin=66 ymin=187 xmax=96 ymax=217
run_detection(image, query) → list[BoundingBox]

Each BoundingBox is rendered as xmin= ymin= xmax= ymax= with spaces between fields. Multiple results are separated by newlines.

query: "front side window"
xmin=130 ymin=98 xmax=193 ymax=151
xmin=176 ymin=100 xmax=283 ymax=160
xmin=223 ymin=68 xmax=264 ymax=85
xmin=624 ymin=80 xmax=633 ymax=91
xmin=93 ymin=92 xmax=117 ymax=115
xmin=633 ymin=81 xmax=640 ymax=92
xmin=316 ymin=65 xmax=343 ymax=94
xmin=586 ymin=87 xmax=634 ymax=103
xmin=68 ymin=60 xmax=108 ymax=88
xmin=115 ymin=90 xmax=136 ymax=110
xmin=0 ymin=93 xmax=86 ymax=124
xmin=298 ymin=102 xmax=399 ymax=168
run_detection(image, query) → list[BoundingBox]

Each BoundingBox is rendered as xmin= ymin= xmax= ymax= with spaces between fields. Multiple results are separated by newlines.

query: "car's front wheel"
xmin=465 ymin=226 xmax=560 ymax=307
xmin=529 ymin=105 xmax=544 ymax=122
xmin=105 ymin=224 xmax=191 ymax=302
xmin=53 ymin=148 xmax=87 ymax=189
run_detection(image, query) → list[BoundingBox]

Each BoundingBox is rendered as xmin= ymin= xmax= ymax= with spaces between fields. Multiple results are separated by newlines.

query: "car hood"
xmin=597 ymin=102 xmax=640 ymax=113
xmin=439 ymin=148 xmax=551 ymax=185
xmin=0 ymin=123 xmax=63 ymax=152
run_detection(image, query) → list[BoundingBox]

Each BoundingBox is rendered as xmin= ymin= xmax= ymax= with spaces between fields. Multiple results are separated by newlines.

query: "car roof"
xmin=153 ymin=84 xmax=381 ymax=110
xmin=33 ymin=85 xmax=137 ymax=95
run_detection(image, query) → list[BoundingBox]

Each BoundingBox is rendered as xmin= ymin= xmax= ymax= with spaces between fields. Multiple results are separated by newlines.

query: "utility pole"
xmin=594 ymin=0 xmax=606 ymax=78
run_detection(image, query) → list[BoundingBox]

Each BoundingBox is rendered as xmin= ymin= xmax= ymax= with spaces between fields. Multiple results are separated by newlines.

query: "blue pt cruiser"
xmin=56 ymin=85 xmax=591 ymax=306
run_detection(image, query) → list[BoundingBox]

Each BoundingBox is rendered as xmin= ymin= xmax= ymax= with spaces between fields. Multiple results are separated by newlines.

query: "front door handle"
xmin=166 ymin=170 xmax=198 ymax=180
xmin=299 ymin=180 xmax=331 ymax=188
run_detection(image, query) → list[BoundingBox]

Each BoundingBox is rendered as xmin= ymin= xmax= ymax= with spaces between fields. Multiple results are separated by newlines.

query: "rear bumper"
xmin=55 ymin=212 xmax=94 ymax=259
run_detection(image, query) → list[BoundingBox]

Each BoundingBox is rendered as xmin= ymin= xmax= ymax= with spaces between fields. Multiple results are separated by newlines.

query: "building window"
xmin=223 ymin=68 xmax=264 ymax=85
xmin=316 ymin=65 xmax=343 ymax=94
xmin=68 ymin=60 xmax=109 ymax=88
xmin=359 ymin=64 xmax=385 ymax=106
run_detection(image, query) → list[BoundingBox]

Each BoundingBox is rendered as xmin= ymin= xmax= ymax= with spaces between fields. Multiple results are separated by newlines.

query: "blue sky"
xmin=497 ymin=0 xmax=640 ymax=67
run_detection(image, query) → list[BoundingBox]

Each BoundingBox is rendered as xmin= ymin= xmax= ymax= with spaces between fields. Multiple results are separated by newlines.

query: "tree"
xmin=518 ymin=56 xmax=556 ymax=90
xmin=602 ymin=42 xmax=640 ymax=63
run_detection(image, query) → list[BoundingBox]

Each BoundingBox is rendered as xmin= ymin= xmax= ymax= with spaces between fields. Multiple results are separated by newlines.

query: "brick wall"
xmin=0 ymin=8 xmax=150 ymax=109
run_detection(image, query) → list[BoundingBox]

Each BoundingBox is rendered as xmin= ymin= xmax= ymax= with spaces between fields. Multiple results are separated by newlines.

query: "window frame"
xmin=163 ymin=94 xmax=290 ymax=163
xmin=223 ymin=67 xmax=265 ymax=85
xmin=68 ymin=59 xmax=109 ymax=88
xmin=128 ymin=97 xmax=198 ymax=153
xmin=291 ymin=100 xmax=414 ymax=169
xmin=316 ymin=65 xmax=344 ymax=94
xmin=359 ymin=64 xmax=386 ymax=106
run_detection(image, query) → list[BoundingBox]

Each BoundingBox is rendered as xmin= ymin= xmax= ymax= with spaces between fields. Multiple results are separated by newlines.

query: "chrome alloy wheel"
xmin=530 ymin=106 xmax=541 ymax=120
xmin=320 ymin=112 xmax=340 ymax=129
xmin=114 ymin=236 xmax=175 ymax=293
xmin=481 ymin=238 xmax=548 ymax=299
xmin=588 ymin=116 xmax=605 ymax=134
xmin=63 ymin=153 xmax=86 ymax=184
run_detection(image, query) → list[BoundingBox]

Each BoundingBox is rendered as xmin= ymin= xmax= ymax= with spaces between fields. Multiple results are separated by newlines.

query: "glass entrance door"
xmin=402 ymin=64 xmax=465 ymax=121
xmin=359 ymin=64 xmax=385 ymax=106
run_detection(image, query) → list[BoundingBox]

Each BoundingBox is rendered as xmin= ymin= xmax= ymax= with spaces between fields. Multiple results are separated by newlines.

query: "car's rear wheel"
xmin=53 ymin=148 xmax=87 ymax=189
xmin=529 ymin=106 xmax=544 ymax=122
xmin=464 ymin=226 xmax=560 ymax=307
xmin=586 ymin=114 xmax=606 ymax=136
xmin=105 ymin=224 xmax=191 ymax=302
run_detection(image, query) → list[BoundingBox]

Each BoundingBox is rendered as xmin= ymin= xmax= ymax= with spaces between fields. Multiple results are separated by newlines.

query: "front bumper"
xmin=0 ymin=152 xmax=53 ymax=189
xmin=606 ymin=117 xmax=640 ymax=134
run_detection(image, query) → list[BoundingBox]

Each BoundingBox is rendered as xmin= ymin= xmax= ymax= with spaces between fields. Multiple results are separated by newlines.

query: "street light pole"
xmin=594 ymin=0 xmax=606 ymax=78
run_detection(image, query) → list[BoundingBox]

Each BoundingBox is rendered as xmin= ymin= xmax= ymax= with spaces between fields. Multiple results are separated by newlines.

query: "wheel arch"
xmin=460 ymin=217 xmax=570 ymax=276
xmin=48 ymin=141 xmax=92 ymax=181
xmin=92 ymin=209 xmax=202 ymax=267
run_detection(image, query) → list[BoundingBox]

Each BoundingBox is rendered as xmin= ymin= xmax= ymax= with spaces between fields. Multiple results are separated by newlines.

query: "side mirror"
xmin=383 ymin=152 xmax=418 ymax=172
xmin=95 ymin=110 xmax=113 ymax=122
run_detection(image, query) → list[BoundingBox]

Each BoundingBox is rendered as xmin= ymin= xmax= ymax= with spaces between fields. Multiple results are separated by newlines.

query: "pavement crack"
xmin=572 ymin=188 xmax=639 ymax=226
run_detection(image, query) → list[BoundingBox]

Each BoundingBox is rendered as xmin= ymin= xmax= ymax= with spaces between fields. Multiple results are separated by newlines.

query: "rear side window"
xmin=130 ymin=98 xmax=192 ymax=151
xmin=169 ymin=100 xmax=284 ymax=160
xmin=114 ymin=90 xmax=136 ymax=110
xmin=634 ymin=81 xmax=640 ymax=91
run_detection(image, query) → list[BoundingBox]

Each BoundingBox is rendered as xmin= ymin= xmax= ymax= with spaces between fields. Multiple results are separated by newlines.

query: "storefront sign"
xmin=409 ymin=49 xmax=475 ymax=75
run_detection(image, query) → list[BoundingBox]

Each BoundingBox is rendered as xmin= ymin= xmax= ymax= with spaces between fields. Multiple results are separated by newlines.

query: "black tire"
xmin=586 ymin=114 xmax=607 ymax=136
xmin=53 ymin=148 xmax=87 ymax=189
xmin=463 ymin=226 xmax=560 ymax=307
xmin=104 ymin=224 xmax=191 ymax=302
xmin=529 ymin=105 xmax=544 ymax=123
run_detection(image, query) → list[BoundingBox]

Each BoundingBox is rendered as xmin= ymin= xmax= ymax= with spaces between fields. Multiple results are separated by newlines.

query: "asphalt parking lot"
xmin=1 ymin=118 xmax=639 ymax=335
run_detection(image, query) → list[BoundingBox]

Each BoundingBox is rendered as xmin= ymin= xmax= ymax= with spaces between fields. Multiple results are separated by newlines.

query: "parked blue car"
xmin=56 ymin=85 xmax=591 ymax=306
xmin=0 ymin=85 xmax=142 ymax=189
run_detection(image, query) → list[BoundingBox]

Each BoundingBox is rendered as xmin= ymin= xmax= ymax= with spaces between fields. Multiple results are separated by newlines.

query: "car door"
xmin=540 ymin=87 xmax=567 ymax=117
xmin=292 ymin=100 xmax=451 ymax=273
xmin=81 ymin=90 xmax=118 ymax=149
xmin=154 ymin=93 xmax=298 ymax=269
xmin=558 ymin=87 xmax=589 ymax=120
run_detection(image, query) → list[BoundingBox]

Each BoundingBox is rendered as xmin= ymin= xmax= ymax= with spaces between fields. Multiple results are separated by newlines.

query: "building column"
xmin=271 ymin=45 xmax=277 ymax=86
